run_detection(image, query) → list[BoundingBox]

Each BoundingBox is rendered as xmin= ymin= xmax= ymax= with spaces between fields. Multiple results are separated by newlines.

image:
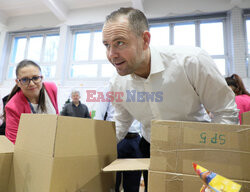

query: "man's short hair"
xmin=71 ymin=90 xmax=80 ymax=96
xmin=104 ymin=7 xmax=149 ymax=37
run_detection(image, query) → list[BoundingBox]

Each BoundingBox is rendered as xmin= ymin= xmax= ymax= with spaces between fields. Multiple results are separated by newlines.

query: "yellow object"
xmin=193 ymin=163 xmax=241 ymax=192
xmin=208 ymin=174 xmax=241 ymax=192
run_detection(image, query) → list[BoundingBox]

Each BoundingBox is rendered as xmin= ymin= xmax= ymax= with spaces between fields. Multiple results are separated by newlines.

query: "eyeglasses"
xmin=17 ymin=76 xmax=43 ymax=86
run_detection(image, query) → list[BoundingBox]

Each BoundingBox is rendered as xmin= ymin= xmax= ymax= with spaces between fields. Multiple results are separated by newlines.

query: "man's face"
xmin=102 ymin=17 xmax=147 ymax=76
xmin=71 ymin=93 xmax=80 ymax=103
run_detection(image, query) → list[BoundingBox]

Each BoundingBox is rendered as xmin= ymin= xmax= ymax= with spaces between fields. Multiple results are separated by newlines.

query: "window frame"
xmin=244 ymin=12 xmax=250 ymax=76
xmin=6 ymin=28 xmax=60 ymax=80
xmin=149 ymin=13 xmax=228 ymax=76
xmin=68 ymin=24 xmax=113 ymax=81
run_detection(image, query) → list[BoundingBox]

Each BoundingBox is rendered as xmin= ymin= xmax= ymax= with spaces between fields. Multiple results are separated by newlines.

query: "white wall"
xmin=6 ymin=3 xmax=131 ymax=31
xmin=7 ymin=13 xmax=60 ymax=31
xmin=66 ymin=3 xmax=130 ymax=26
xmin=144 ymin=0 xmax=250 ymax=18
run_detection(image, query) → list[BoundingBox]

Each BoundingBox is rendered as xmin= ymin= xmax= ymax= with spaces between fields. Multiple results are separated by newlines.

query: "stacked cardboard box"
xmin=0 ymin=136 xmax=14 ymax=192
xmin=104 ymin=117 xmax=250 ymax=191
xmin=2 ymin=113 xmax=250 ymax=191
xmin=0 ymin=114 xmax=117 ymax=192
xmin=148 ymin=120 xmax=250 ymax=192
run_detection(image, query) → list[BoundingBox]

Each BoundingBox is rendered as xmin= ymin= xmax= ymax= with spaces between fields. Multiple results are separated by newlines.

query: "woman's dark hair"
xmin=3 ymin=59 xmax=46 ymax=120
xmin=225 ymin=74 xmax=250 ymax=96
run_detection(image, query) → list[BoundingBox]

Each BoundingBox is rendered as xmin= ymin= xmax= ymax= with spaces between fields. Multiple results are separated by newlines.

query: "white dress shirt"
xmin=110 ymin=46 xmax=239 ymax=143
xmin=94 ymin=100 xmax=115 ymax=121
xmin=94 ymin=86 xmax=142 ymax=134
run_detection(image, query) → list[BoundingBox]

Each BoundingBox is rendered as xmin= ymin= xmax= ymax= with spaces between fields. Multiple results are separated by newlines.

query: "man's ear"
xmin=142 ymin=31 xmax=150 ymax=50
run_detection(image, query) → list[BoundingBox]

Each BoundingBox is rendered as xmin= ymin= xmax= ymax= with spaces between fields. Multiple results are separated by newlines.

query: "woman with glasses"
xmin=225 ymin=74 xmax=250 ymax=124
xmin=4 ymin=59 xmax=59 ymax=143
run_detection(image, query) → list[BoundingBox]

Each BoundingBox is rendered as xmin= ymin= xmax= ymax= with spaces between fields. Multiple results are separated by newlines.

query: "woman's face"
xmin=15 ymin=65 xmax=43 ymax=102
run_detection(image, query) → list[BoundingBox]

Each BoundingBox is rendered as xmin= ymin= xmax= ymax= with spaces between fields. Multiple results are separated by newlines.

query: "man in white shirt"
xmin=94 ymin=86 xmax=143 ymax=192
xmin=102 ymin=7 xmax=238 ymax=191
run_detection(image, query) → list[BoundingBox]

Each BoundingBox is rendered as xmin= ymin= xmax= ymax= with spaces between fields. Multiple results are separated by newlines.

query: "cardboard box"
xmin=148 ymin=171 xmax=250 ymax=192
xmin=149 ymin=120 xmax=250 ymax=192
xmin=103 ymin=158 xmax=150 ymax=172
xmin=242 ymin=111 xmax=250 ymax=125
xmin=0 ymin=136 xmax=14 ymax=192
xmin=8 ymin=114 xmax=117 ymax=192
xmin=103 ymin=120 xmax=250 ymax=191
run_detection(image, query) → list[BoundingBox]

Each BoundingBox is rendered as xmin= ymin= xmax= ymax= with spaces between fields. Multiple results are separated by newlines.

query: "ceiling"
xmin=0 ymin=0 xmax=250 ymax=25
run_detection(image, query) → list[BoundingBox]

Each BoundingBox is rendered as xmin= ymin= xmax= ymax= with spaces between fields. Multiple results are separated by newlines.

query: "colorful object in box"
xmin=90 ymin=110 xmax=96 ymax=119
xmin=192 ymin=163 xmax=241 ymax=192
xmin=200 ymin=184 xmax=213 ymax=192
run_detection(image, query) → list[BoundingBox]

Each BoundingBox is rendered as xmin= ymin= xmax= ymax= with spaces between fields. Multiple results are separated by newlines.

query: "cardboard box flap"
xmin=54 ymin=116 xmax=116 ymax=157
xmin=150 ymin=120 xmax=250 ymax=181
xmin=103 ymin=158 xmax=150 ymax=172
xmin=10 ymin=115 xmax=117 ymax=192
xmin=15 ymin=114 xmax=58 ymax=156
xmin=0 ymin=135 xmax=14 ymax=153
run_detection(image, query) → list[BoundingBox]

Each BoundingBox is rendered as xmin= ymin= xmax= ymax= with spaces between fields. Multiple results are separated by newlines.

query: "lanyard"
xmin=27 ymin=100 xmax=37 ymax=114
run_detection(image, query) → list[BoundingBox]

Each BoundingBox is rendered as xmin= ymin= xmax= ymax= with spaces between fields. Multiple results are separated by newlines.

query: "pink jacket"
xmin=5 ymin=82 xmax=59 ymax=143
xmin=235 ymin=94 xmax=250 ymax=124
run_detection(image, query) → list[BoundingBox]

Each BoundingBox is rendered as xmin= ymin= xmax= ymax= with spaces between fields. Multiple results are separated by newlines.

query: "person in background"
xmin=102 ymin=7 xmax=238 ymax=191
xmin=0 ymin=94 xmax=9 ymax=135
xmin=94 ymin=86 xmax=143 ymax=192
xmin=0 ymin=93 xmax=3 ymax=128
xmin=225 ymin=74 xmax=250 ymax=124
xmin=60 ymin=90 xmax=91 ymax=118
xmin=4 ymin=59 xmax=59 ymax=144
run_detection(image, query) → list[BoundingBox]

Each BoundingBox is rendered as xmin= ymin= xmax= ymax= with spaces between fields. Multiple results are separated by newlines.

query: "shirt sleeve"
xmin=94 ymin=102 xmax=108 ymax=120
xmin=106 ymin=102 xmax=115 ymax=121
xmin=184 ymin=49 xmax=239 ymax=124
xmin=112 ymin=101 xmax=134 ymax=142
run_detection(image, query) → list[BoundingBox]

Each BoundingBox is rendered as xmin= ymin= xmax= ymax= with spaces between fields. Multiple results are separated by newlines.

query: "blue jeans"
xmin=139 ymin=137 xmax=150 ymax=192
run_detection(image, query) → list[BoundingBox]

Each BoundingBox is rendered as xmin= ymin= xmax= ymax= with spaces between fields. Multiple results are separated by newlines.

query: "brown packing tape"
xmin=148 ymin=170 xmax=250 ymax=192
xmin=150 ymin=120 xmax=184 ymax=176
xmin=150 ymin=120 xmax=250 ymax=181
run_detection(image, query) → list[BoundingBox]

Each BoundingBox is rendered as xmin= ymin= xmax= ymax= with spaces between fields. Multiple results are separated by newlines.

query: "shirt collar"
xmin=72 ymin=101 xmax=81 ymax=107
xmin=129 ymin=46 xmax=165 ymax=80
xmin=149 ymin=46 xmax=165 ymax=75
